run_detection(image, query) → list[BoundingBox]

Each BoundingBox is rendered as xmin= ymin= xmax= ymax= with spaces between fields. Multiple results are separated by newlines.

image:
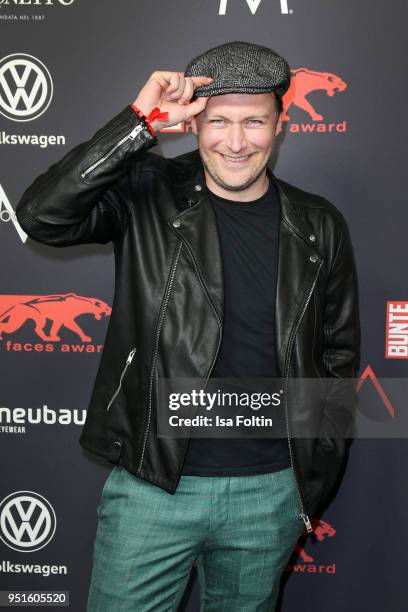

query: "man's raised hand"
xmin=132 ymin=71 xmax=213 ymax=131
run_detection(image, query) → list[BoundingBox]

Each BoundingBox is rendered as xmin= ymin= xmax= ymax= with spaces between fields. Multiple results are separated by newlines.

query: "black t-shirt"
xmin=181 ymin=176 xmax=291 ymax=476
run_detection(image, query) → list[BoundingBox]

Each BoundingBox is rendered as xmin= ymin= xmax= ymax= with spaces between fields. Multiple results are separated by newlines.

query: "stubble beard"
xmin=200 ymin=150 xmax=270 ymax=193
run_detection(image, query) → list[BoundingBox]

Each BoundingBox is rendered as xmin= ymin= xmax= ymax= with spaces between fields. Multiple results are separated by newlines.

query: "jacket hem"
xmin=78 ymin=435 xmax=177 ymax=494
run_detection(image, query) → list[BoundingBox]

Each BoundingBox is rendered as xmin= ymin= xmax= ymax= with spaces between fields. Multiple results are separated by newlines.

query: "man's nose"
xmin=224 ymin=123 xmax=247 ymax=152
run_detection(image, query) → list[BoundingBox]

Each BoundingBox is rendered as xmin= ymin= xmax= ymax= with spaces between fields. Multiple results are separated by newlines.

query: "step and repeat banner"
xmin=1 ymin=1 xmax=407 ymax=610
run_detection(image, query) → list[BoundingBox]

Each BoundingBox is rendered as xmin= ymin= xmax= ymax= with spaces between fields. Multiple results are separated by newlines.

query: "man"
xmin=16 ymin=41 xmax=360 ymax=611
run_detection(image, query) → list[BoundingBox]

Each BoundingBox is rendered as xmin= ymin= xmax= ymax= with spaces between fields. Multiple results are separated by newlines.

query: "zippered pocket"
xmin=106 ymin=347 xmax=137 ymax=412
xmin=80 ymin=123 xmax=145 ymax=180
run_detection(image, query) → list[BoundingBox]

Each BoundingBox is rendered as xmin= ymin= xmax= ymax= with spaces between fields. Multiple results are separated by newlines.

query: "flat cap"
xmin=185 ymin=40 xmax=291 ymax=100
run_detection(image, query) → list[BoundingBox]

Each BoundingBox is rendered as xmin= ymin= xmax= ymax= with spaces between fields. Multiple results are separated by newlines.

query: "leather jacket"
xmin=15 ymin=104 xmax=361 ymax=532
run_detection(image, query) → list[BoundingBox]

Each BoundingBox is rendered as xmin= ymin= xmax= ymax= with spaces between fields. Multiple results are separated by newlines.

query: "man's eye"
xmin=208 ymin=119 xmax=263 ymax=125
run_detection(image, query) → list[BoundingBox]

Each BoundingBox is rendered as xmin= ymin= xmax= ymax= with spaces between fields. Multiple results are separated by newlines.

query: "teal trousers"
xmin=86 ymin=465 xmax=304 ymax=612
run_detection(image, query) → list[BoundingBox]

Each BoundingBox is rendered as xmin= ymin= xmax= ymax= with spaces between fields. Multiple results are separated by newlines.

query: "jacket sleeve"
xmin=319 ymin=213 xmax=361 ymax=451
xmin=15 ymin=105 xmax=157 ymax=246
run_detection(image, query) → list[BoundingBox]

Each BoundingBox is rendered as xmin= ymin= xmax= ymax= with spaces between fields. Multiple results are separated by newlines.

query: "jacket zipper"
xmin=137 ymin=241 xmax=183 ymax=474
xmin=106 ymin=347 xmax=137 ymax=412
xmin=80 ymin=123 xmax=145 ymax=179
xmin=283 ymin=257 xmax=323 ymax=534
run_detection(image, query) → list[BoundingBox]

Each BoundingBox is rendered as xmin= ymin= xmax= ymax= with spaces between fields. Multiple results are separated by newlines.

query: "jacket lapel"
xmin=167 ymin=149 xmax=324 ymax=378
xmin=166 ymin=153 xmax=224 ymax=322
xmin=273 ymin=179 xmax=324 ymax=376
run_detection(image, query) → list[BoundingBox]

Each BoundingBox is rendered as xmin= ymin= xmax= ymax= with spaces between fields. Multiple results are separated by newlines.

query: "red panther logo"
xmin=0 ymin=293 xmax=111 ymax=342
xmin=282 ymin=68 xmax=347 ymax=122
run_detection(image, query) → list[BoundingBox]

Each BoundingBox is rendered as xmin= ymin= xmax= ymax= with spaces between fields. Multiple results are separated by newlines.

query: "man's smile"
xmin=217 ymin=152 xmax=254 ymax=166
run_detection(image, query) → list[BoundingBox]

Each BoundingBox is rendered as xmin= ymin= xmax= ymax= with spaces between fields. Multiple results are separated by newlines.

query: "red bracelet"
xmin=130 ymin=104 xmax=169 ymax=139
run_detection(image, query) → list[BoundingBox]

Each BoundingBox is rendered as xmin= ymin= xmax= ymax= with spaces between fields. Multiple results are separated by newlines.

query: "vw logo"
xmin=0 ymin=53 xmax=53 ymax=122
xmin=0 ymin=491 xmax=57 ymax=552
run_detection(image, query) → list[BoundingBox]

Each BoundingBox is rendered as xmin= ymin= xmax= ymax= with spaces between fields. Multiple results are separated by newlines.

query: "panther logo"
xmin=295 ymin=518 xmax=336 ymax=562
xmin=0 ymin=293 xmax=111 ymax=342
xmin=282 ymin=68 xmax=347 ymax=122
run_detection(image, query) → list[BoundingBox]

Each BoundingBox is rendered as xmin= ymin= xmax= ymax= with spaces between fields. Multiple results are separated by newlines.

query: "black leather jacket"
xmin=15 ymin=104 xmax=361 ymax=532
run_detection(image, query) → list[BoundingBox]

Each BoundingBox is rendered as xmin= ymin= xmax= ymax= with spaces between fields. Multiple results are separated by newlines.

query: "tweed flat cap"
xmin=185 ymin=40 xmax=291 ymax=100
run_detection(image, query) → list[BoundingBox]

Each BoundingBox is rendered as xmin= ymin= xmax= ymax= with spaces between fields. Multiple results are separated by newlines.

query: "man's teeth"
xmin=223 ymin=155 xmax=249 ymax=160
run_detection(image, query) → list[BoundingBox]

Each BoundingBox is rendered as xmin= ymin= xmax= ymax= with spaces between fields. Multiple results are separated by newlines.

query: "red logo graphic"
xmin=0 ymin=293 xmax=110 ymax=344
xmin=356 ymin=365 xmax=395 ymax=418
xmin=282 ymin=68 xmax=346 ymax=123
xmin=385 ymin=301 xmax=408 ymax=359
xmin=286 ymin=518 xmax=337 ymax=574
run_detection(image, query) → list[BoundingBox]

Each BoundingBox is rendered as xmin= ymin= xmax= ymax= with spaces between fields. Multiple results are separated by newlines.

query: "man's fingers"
xmin=167 ymin=75 xmax=186 ymax=99
xmin=171 ymin=75 xmax=213 ymax=103
xmin=191 ymin=76 xmax=213 ymax=89
xmin=150 ymin=72 xmax=212 ymax=99
xmin=168 ymin=75 xmax=212 ymax=103
xmin=185 ymin=96 xmax=210 ymax=118
xmin=178 ymin=78 xmax=195 ymax=104
xmin=165 ymin=73 xmax=181 ymax=95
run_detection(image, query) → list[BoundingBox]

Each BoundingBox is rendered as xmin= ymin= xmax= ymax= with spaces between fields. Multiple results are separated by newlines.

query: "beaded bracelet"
xmin=130 ymin=103 xmax=169 ymax=139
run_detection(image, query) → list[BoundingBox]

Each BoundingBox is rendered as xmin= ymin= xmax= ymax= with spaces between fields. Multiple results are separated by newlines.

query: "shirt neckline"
xmin=207 ymin=179 xmax=275 ymax=208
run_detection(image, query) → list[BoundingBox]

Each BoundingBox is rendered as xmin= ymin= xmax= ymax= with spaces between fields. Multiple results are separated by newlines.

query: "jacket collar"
xmin=166 ymin=148 xmax=317 ymax=242
xmin=166 ymin=148 xmax=324 ymax=376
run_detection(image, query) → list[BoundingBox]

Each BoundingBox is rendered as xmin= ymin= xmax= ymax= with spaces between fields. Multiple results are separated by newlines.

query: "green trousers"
xmin=87 ymin=464 xmax=304 ymax=611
